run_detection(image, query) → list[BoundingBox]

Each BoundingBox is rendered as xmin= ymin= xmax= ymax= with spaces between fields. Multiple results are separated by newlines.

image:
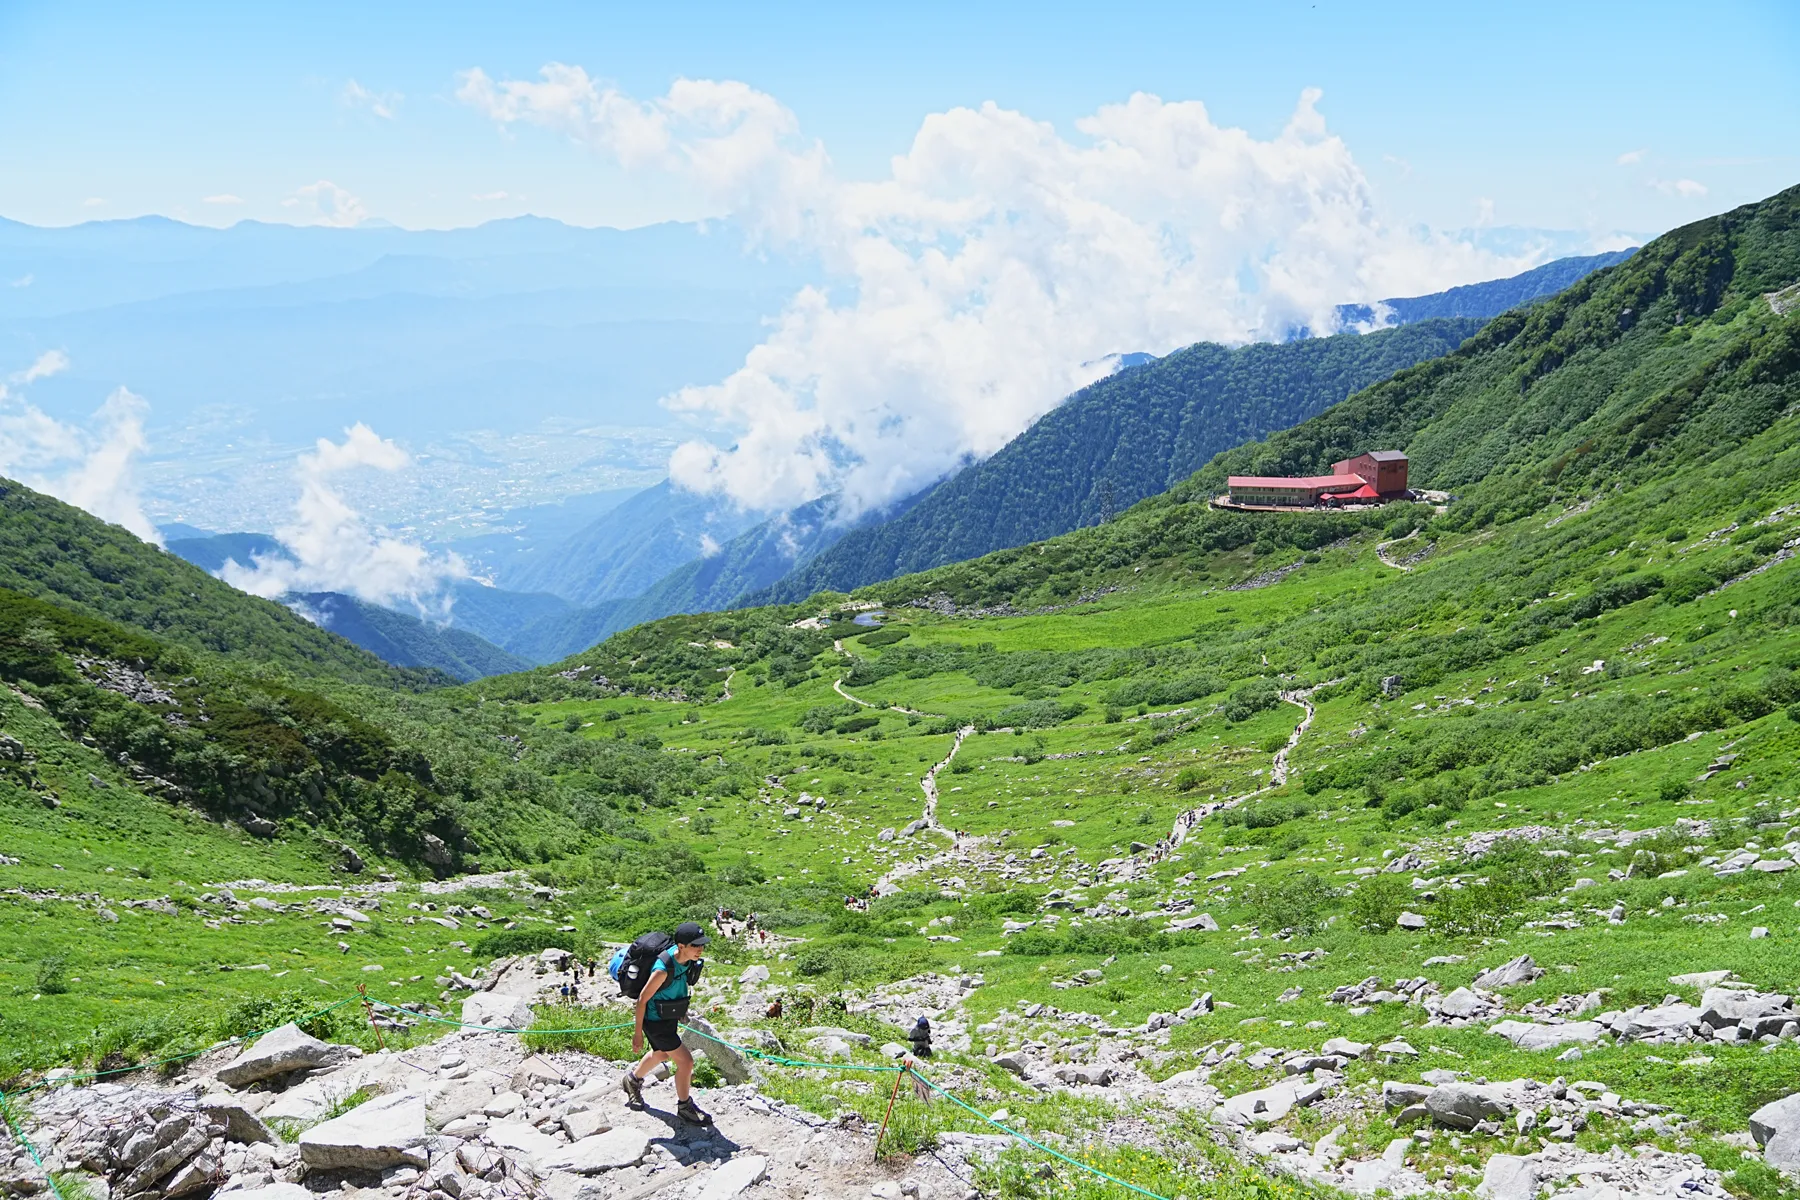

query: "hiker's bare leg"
xmin=671 ymin=1047 xmax=695 ymax=1102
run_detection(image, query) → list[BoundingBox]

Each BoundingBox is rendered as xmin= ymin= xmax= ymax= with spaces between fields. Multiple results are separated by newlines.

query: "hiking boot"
xmin=677 ymin=1098 xmax=713 ymax=1126
xmin=620 ymin=1071 xmax=645 ymax=1109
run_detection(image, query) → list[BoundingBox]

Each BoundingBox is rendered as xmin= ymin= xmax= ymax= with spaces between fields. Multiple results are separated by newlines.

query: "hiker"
xmin=617 ymin=921 xmax=713 ymax=1125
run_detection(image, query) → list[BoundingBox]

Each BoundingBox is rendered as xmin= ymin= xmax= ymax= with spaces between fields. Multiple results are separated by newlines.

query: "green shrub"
xmin=1174 ymin=766 xmax=1208 ymax=792
xmin=1221 ymin=678 xmax=1281 ymax=722
xmin=1348 ymin=873 xmax=1411 ymax=933
xmin=36 ymin=955 xmax=69 ymax=995
xmin=1247 ymin=872 xmax=1335 ymax=935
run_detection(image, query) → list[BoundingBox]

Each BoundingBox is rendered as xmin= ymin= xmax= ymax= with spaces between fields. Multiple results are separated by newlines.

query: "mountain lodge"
xmin=1224 ymin=450 xmax=1409 ymax=509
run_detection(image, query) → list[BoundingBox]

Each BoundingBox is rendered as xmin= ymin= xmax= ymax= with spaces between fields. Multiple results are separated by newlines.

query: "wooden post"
xmin=873 ymin=1060 xmax=909 ymax=1161
xmin=356 ymin=983 xmax=386 ymax=1052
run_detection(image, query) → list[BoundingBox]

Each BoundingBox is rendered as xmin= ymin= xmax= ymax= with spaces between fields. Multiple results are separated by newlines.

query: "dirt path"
xmin=1375 ymin=534 xmax=1415 ymax=571
xmin=832 ymin=640 xmax=937 ymax=716
xmin=1269 ymin=688 xmax=1317 ymax=786
xmin=1159 ymin=685 xmax=1323 ymax=855
xmin=874 ymin=726 xmax=977 ymax=889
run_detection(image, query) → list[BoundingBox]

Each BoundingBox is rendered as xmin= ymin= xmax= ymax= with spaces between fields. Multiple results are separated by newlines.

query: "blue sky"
xmin=2 ymin=0 xmax=1795 ymax=235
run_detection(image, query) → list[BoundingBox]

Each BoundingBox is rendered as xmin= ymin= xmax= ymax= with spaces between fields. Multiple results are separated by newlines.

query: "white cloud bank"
xmin=219 ymin=424 xmax=468 ymax=616
xmin=283 ymin=180 xmax=367 ymax=227
xmin=461 ymin=67 xmax=1559 ymax=516
xmin=0 ymin=352 xmax=160 ymax=543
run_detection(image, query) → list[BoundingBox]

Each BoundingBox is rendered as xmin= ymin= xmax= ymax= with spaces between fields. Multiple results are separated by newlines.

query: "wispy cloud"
xmin=282 ymin=179 xmax=368 ymax=226
xmin=1616 ymin=148 xmax=1646 ymax=165
xmin=342 ymin=79 xmax=401 ymax=119
xmin=81 ymin=197 xmax=105 ymax=207
xmin=471 ymin=190 xmax=513 ymax=201
xmin=203 ymin=193 xmax=244 ymax=205
xmin=9 ymin=275 xmax=32 ymax=289
xmin=1650 ymin=177 xmax=1708 ymax=197
xmin=461 ymin=66 xmax=1550 ymax=516
xmin=11 ymin=350 xmax=69 ymax=385
xmin=218 ymin=424 xmax=468 ymax=617
xmin=0 ymin=353 xmax=159 ymax=544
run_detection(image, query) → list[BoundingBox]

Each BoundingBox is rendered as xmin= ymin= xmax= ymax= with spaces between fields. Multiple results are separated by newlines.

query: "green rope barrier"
xmin=676 ymin=1022 xmax=904 ymax=1074
xmin=0 ymin=1088 xmax=66 ymax=1200
xmin=5 ymin=996 xmax=362 ymax=1097
xmin=912 ymin=1068 xmax=1174 ymax=1200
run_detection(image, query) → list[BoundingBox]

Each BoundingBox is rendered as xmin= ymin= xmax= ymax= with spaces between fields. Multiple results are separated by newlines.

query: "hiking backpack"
xmin=610 ymin=931 xmax=674 ymax=999
xmin=609 ymin=931 xmax=704 ymax=999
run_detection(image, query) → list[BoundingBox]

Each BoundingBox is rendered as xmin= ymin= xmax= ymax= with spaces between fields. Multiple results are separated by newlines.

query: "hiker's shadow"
xmin=642 ymin=1106 xmax=742 ymax=1163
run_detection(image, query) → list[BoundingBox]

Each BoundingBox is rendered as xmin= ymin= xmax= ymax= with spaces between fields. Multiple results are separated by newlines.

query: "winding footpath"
xmin=1158 ymin=684 xmax=1322 ymax=856
xmin=873 ymin=724 xmax=979 ymax=890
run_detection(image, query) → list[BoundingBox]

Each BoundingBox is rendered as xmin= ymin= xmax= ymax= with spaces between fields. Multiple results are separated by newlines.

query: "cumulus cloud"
xmin=0 ymin=355 xmax=159 ymax=543
xmin=1616 ymin=148 xmax=1647 ymax=166
xmin=283 ymin=180 xmax=368 ymax=227
xmin=218 ymin=424 xmax=468 ymax=616
xmin=342 ymin=79 xmax=401 ymax=119
xmin=463 ymin=67 xmax=1550 ymax=516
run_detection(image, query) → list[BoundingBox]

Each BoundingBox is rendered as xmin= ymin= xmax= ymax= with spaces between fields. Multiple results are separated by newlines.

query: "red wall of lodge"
xmin=1334 ymin=454 xmax=1408 ymax=495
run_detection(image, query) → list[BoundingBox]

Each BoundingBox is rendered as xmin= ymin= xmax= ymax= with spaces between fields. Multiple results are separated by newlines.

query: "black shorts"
xmin=642 ymin=1019 xmax=684 ymax=1053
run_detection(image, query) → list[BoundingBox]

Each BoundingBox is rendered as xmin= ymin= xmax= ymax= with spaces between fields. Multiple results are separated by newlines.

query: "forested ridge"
xmin=756 ymin=319 xmax=1483 ymax=602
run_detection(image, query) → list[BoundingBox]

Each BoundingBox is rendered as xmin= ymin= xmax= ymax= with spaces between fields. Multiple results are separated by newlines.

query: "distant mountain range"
xmin=161 ymin=246 xmax=1637 ymax=676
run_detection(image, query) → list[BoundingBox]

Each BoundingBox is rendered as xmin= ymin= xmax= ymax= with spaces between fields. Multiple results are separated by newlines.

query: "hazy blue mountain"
xmin=444 ymin=487 xmax=644 ymax=581
xmin=0 ymin=215 xmax=816 ymax=444
xmin=165 ymin=532 xmax=285 ymax=572
xmin=504 ymin=481 xmax=765 ymax=604
xmin=287 ymin=591 xmax=530 ymax=681
xmin=1335 ymin=249 xmax=1637 ymax=327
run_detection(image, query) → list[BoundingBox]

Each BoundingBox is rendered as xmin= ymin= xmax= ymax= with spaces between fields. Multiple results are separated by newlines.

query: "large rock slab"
xmin=681 ymin=1015 xmax=754 ymax=1085
xmin=486 ymin=1119 xmax=565 ymax=1166
xmin=297 ymin=1091 xmax=431 ymax=1170
xmin=196 ymin=1095 xmax=276 ymax=1144
xmin=1618 ymin=1003 xmax=1700 ymax=1040
xmin=1750 ymin=1092 xmax=1800 ymax=1174
xmin=461 ymin=993 xmax=535 ymax=1030
xmin=1478 ymin=1154 xmax=1541 ymax=1200
xmin=543 ymin=1127 xmax=652 ymax=1173
xmin=215 ymin=1023 xmax=354 ymax=1087
xmin=1473 ymin=955 xmax=1544 ymax=989
xmin=1701 ymin=988 xmax=1791 ymax=1028
xmin=696 ymin=1155 xmax=770 ymax=1200
xmin=1488 ymin=1021 xmax=1605 ymax=1051
xmin=1425 ymin=1083 xmax=1513 ymax=1130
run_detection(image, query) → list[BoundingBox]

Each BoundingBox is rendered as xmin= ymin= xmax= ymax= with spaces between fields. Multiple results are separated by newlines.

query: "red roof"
xmin=1228 ymin=474 xmax=1364 ymax=490
xmin=1326 ymin=482 xmax=1382 ymax=501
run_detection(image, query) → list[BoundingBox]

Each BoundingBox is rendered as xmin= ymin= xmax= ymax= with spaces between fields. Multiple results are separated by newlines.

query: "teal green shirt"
xmin=648 ymin=948 xmax=692 ymax=1021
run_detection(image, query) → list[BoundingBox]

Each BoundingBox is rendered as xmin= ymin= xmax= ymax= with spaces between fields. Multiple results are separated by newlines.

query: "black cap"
xmin=674 ymin=921 xmax=710 ymax=946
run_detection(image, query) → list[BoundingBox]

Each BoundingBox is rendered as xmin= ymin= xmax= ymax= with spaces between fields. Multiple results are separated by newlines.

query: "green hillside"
xmin=288 ymin=591 xmax=531 ymax=681
xmin=759 ymin=318 xmax=1483 ymax=602
xmin=0 ymin=481 xmax=411 ymax=685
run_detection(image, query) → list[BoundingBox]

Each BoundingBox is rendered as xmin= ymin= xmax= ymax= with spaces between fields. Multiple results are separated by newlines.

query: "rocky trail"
xmin=7 ymin=947 xmax=1789 ymax=1200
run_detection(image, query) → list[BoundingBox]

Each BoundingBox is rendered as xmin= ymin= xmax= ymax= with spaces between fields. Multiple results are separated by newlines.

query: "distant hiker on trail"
xmin=613 ymin=921 xmax=713 ymax=1125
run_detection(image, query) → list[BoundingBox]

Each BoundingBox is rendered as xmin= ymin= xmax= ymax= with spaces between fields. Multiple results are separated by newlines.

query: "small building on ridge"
xmin=1224 ymin=450 xmax=1409 ymax=509
xmin=1332 ymin=450 xmax=1409 ymax=497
